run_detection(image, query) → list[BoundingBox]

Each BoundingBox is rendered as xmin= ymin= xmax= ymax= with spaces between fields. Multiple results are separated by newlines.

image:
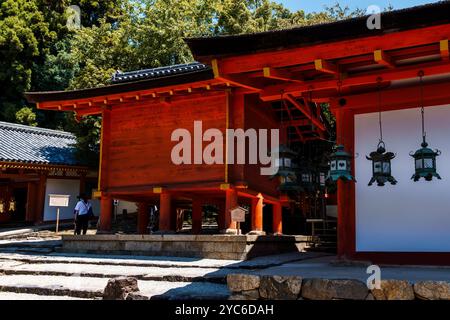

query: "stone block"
xmin=227 ymin=274 xmax=261 ymax=292
xmin=103 ymin=277 xmax=140 ymax=300
xmin=123 ymin=241 xmax=161 ymax=252
xmin=413 ymin=281 xmax=450 ymax=300
xmin=232 ymin=242 xmax=247 ymax=253
xmin=161 ymin=241 xmax=186 ymax=252
xmin=301 ymin=279 xmax=368 ymax=300
xmin=214 ymin=242 xmax=234 ymax=253
xmin=240 ymin=289 xmax=260 ymax=300
xmin=202 ymin=242 xmax=217 ymax=252
xmin=259 ymin=275 xmax=302 ymax=300
xmin=371 ymin=280 xmax=415 ymax=300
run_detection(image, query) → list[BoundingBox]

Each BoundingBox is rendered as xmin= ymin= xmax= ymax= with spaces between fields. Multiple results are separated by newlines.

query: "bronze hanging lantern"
xmin=410 ymin=71 xmax=442 ymax=182
xmin=272 ymin=145 xmax=302 ymax=192
xmin=328 ymin=144 xmax=355 ymax=182
xmin=367 ymin=141 xmax=397 ymax=186
xmin=327 ymin=81 xmax=355 ymax=182
xmin=367 ymin=81 xmax=397 ymax=187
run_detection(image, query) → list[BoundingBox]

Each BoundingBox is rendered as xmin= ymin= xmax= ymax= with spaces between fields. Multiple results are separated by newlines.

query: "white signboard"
xmin=49 ymin=194 xmax=70 ymax=207
xmin=231 ymin=207 xmax=247 ymax=223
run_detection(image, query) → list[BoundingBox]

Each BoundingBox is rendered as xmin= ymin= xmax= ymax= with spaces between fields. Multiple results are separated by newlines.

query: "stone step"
xmin=0 ymin=239 xmax=62 ymax=249
xmin=0 ymin=260 xmax=233 ymax=283
xmin=0 ymin=240 xmax=61 ymax=254
xmin=0 ymin=292 xmax=89 ymax=300
xmin=0 ymin=251 xmax=326 ymax=270
xmin=0 ymin=247 xmax=56 ymax=254
xmin=0 ymin=274 xmax=230 ymax=300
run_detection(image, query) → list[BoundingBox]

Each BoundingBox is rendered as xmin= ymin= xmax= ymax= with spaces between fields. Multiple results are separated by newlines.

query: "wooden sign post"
xmin=49 ymin=194 xmax=70 ymax=234
xmin=230 ymin=206 xmax=248 ymax=235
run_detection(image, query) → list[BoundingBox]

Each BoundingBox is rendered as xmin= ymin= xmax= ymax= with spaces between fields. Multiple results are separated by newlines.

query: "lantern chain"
xmin=377 ymin=78 xmax=383 ymax=144
xmin=419 ymin=71 xmax=426 ymax=145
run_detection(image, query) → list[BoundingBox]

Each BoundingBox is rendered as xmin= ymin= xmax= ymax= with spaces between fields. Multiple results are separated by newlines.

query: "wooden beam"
xmin=332 ymin=79 xmax=450 ymax=114
xmin=260 ymin=60 xmax=450 ymax=101
xmin=211 ymin=59 xmax=261 ymax=92
xmin=280 ymin=99 xmax=304 ymax=143
xmin=263 ymin=67 xmax=303 ymax=83
xmin=216 ymin=24 xmax=450 ymax=74
xmin=284 ymin=95 xmax=326 ymax=131
xmin=374 ymin=49 xmax=395 ymax=68
xmin=441 ymin=40 xmax=449 ymax=60
xmin=282 ymin=119 xmax=311 ymax=127
xmin=314 ymin=59 xmax=338 ymax=75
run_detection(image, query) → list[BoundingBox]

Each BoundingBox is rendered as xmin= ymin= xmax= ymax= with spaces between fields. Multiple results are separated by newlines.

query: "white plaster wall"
xmin=355 ymin=104 xmax=450 ymax=252
xmin=90 ymin=198 xmax=100 ymax=217
xmin=115 ymin=201 xmax=137 ymax=214
xmin=43 ymin=179 xmax=80 ymax=221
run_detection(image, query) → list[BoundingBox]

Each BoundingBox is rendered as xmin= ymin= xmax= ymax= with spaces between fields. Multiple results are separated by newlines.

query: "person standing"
xmin=74 ymin=193 xmax=92 ymax=235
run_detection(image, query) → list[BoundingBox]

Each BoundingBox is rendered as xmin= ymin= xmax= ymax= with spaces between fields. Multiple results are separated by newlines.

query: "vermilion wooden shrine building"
xmin=26 ymin=2 xmax=450 ymax=264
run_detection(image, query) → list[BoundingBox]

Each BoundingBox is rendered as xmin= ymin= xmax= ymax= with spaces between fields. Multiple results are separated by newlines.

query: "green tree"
xmin=15 ymin=106 xmax=38 ymax=126
xmin=0 ymin=0 xmax=56 ymax=121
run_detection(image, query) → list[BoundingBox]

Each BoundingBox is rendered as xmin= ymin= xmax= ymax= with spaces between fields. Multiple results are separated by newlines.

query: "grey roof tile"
xmin=0 ymin=122 xmax=80 ymax=166
xmin=111 ymin=62 xmax=209 ymax=84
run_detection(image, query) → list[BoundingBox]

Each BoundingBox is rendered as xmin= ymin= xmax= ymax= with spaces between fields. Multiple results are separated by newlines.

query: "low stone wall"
xmin=61 ymin=234 xmax=313 ymax=260
xmin=227 ymin=274 xmax=450 ymax=300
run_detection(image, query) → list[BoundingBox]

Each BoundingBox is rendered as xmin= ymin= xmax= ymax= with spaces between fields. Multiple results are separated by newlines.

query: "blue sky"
xmin=278 ymin=0 xmax=441 ymax=13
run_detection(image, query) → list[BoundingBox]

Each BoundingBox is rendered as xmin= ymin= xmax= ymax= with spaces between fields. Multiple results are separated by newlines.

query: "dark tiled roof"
xmin=0 ymin=122 xmax=80 ymax=166
xmin=25 ymin=62 xmax=213 ymax=103
xmin=186 ymin=1 xmax=450 ymax=58
xmin=111 ymin=62 xmax=210 ymax=84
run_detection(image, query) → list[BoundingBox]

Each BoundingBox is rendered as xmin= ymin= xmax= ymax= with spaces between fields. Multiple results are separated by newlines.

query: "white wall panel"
xmin=43 ymin=179 xmax=80 ymax=221
xmin=355 ymin=104 xmax=450 ymax=252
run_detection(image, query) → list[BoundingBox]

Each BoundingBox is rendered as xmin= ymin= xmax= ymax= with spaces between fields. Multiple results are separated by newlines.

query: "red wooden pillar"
xmin=223 ymin=188 xmax=238 ymax=233
xmin=99 ymin=195 xmax=113 ymax=232
xmin=251 ymin=195 xmax=264 ymax=233
xmin=335 ymin=106 xmax=356 ymax=259
xmin=159 ymin=192 xmax=172 ymax=232
xmin=273 ymin=202 xmax=283 ymax=235
xmin=137 ymin=202 xmax=149 ymax=234
xmin=192 ymin=197 xmax=203 ymax=234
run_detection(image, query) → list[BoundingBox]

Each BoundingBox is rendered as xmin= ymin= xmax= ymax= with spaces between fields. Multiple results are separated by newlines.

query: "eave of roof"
xmin=25 ymin=64 xmax=213 ymax=103
xmin=185 ymin=1 xmax=450 ymax=59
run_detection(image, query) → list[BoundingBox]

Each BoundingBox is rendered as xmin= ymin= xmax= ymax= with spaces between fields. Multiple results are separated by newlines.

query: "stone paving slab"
xmin=0 ymin=252 xmax=239 ymax=268
xmin=0 ymin=274 xmax=229 ymax=299
xmin=0 ymin=251 xmax=327 ymax=269
xmin=0 ymin=260 xmax=237 ymax=282
xmin=258 ymin=256 xmax=450 ymax=283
